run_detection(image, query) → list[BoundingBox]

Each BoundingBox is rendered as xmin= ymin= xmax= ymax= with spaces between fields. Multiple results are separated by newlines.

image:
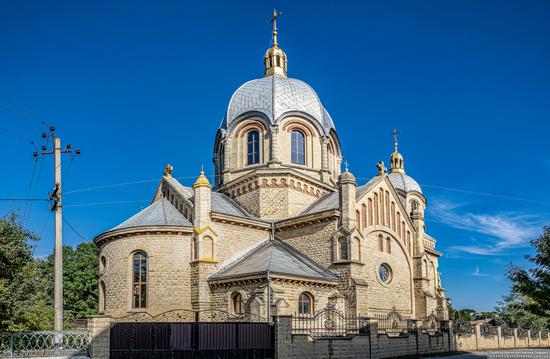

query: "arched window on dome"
xmin=247 ymin=130 xmax=260 ymax=165
xmin=291 ymin=130 xmax=305 ymax=165
xmin=132 ymin=251 xmax=147 ymax=309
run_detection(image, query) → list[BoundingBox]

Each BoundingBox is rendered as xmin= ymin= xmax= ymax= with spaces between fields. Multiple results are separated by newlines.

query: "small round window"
xmin=379 ymin=264 xmax=392 ymax=283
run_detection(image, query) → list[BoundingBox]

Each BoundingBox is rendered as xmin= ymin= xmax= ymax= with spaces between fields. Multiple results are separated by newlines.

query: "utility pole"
xmin=36 ymin=126 xmax=80 ymax=332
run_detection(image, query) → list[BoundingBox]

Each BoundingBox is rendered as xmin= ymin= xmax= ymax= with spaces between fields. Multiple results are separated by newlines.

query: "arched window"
xmin=298 ymin=292 xmax=313 ymax=315
xmin=203 ymin=236 xmax=214 ymax=260
xmin=411 ymin=200 xmax=419 ymax=212
xmin=374 ymin=194 xmax=379 ymax=225
xmin=99 ymin=280 xmax=106 ymax=313
xmin=386 ymin=237 xmax=392 ymax=254
xmin=361 ymin=204 xmax=367 ymax=230
xmin=385 ymin=191 xmax=390 ymax=226
xmin=378 ymin=234 xmax=384 ymax=252
xmin=338 ymin=237 xmax=348 ymax=260
xmin=132 ymin=251 xmax=147 ymax=309
xmin=407 ymin=231 xmax=411 ymax=254
xmin=231 ymin=292 xmax=243 ymax=315
xmin=291 ymin=130 xmax=305 ymax=165
xmin=401 ymin=222 xmax=406 ymax=240
xmin=247 ymin=130 xmax=260 ymax=165
xmin=397 ymin=213 xmax=401 ymax=237
xmin=368 ymin=198 xmax=373 ymax=226
xmin=379 ymin=189 xmax=385 ymax=225
xmin=391 ymin=202 xmax=396 ymax=230
xmin=352 ymin=238 xmax=361 ymax=261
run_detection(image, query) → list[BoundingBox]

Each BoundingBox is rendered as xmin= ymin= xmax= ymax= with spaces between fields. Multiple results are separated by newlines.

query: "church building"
xmin=94 ymin=14 xmax=450 ymax=322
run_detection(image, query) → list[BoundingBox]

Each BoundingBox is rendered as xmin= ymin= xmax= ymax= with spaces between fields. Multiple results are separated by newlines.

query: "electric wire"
xmin=24 ymin=157 xmax=44 ymax=224
xmin=62 ymin=216 xmax=89 ymax=242
xmin=22 ymin=158 xmax=39 ymax=221
xmin=0 ymin=127 xmax=37 ymax=150
xmin=0 ymin=103 xmax=46 ymax=131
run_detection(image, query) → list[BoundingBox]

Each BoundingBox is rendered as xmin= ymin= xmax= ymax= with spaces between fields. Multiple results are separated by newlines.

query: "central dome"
xmin=221 ymin=76 xmax=335 ymax=134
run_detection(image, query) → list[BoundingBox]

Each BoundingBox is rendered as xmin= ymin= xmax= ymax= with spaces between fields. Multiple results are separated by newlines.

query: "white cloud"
xmin=428 ymin=199 xmax=544 ymax=255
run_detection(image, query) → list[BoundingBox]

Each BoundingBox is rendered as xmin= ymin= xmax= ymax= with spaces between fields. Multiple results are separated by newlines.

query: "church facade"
xmin=94 ymin=17 xmax=450 ymax=322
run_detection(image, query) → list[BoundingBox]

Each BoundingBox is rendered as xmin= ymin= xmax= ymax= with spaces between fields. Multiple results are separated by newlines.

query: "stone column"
xmin=321 ymin=136 xmax=329 ymax=172
xmin=269 ymin=125 xmax=281 ymax=165
xmin=223 ymin=137 xmax=232 ymax=183
xmin=87 ymin=315 xmax=112 ymax=359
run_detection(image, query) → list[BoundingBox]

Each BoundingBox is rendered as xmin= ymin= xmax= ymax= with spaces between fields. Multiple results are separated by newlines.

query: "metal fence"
xmin=372 ymin=309 xmax=416 ymax=337
xmin=480 ymin=324 xmax=498 ymax=336
xmin=0 ymin=331 xmax=89 ymax=357
xmin=113 ymin=308 xmax=267 ymax=323
xmin=452 ymin=318 xmax=475 ymax=336
xmin=501 ymin=325 xmax=514 ymax=337
xmin=291 ymin=305 xmax=370 ymax=338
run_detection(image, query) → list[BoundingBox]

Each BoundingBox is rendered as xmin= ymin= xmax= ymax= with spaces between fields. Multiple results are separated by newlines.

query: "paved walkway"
xmin=425 ymin=349 xmax=550 ymax=358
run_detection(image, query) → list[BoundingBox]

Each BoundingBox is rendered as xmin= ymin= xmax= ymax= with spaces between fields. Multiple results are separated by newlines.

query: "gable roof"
xmin=300 ymin=175 xmax=382 ymax=216
xmin=110 ymin=197 xmax=192 ymax=231
xmin=209 ymin=238 xmax=339 ymax=283
xmin=163 ymin=177 xmax=257 ymax=219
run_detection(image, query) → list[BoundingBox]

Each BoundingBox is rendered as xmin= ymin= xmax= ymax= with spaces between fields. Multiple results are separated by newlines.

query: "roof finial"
xmin=344 ymin=160 xmax=349 ymax=172
xmin=264 ymin=9 xmax=287 ymax=77
xmin=377 ymin=161 xmax=387 ymax=176
xmin=163 ymin=163 xmax=173 ymax=178
xmin=193 ymin=165 xmax=212 ymax=189
xmin=393 ymin=128 xmax=399 ymax=152
xmin=269 ymin=9 xmax=282 ymax=47
xmin=389 ymin=129 xmax=405 ymax=174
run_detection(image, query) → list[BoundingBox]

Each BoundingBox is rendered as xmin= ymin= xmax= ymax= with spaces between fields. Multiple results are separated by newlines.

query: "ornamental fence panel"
xmin=501 ymin=325 xmax=514 ymax=337
xmin=452 ymin=318 xmax=475 ymax=336
xmin=517 ymin=328 xmax=528 ymax=338
xmin=112 ymin=309 xmax=267 ymax=323
xmin=291 ymin=305 xmax=370 ymax=338
xmin=0 ymin=331 xmax=89 ymax=358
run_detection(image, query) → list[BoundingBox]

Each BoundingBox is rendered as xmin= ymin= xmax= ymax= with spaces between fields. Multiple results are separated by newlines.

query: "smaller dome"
xmin=388 ymin=172 xmax=422 ymax=194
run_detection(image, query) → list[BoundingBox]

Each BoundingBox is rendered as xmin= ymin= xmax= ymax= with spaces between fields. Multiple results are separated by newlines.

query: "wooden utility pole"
xmin=38 ymin=127 xmax=80 ymax=331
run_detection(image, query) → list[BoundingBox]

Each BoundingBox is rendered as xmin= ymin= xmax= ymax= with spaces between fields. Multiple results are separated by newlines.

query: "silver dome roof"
xmin=222 ymin=76 xmax=335 ymax=134
xmin=388 ymin=172 xmax=422 ymax=194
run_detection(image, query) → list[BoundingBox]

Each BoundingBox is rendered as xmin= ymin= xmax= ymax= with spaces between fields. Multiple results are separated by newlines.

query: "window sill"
xmin=190 ymin=258 xmax=219 ymax=264
xmin=127 ymin=308 xmax=148 ymax=313
xmin=333 ymin=260 xmax=364 ymax=266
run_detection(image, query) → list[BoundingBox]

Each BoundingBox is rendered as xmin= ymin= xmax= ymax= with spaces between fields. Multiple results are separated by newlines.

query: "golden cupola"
xmin=389 ymin=129 xmax=405 ymax=174
xmin=264 ymin=9 xmax=287 ymax=77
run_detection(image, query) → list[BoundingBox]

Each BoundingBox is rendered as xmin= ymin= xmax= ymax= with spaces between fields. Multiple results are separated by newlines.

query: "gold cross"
xmin=269 ymin=9 xmax=282 ymax=46
xmin=392 ymin=128 xmax=400 ymax=151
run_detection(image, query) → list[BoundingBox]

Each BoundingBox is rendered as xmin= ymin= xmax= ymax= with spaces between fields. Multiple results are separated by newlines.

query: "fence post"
xmin=87 ymin=315 xmax=112 ymax=359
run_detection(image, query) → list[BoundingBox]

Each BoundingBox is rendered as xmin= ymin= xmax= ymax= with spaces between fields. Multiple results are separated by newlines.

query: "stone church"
xmin=94 ymin=15 xmax=450 ymax=322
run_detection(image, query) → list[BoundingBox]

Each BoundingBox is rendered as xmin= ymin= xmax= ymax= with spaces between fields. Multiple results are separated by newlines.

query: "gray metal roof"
xmin=222 ymin=76 xmax=335 ymax=133
xmin=209 ymin=238 xmax=339 ymax=283
xmin=300 ymin=176 xmax=381 ymax=216
xmin=164 ymin=177 xmax=257 ymax=219
xmin=110 ymin=198 xmax=192 ymax=231
xmin=388 ymin=172 xmax=422 ymax=193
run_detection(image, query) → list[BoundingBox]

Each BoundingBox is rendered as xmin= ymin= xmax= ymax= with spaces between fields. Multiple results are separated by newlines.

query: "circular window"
xmin=379 ymin=263 xmax=392 ymax=283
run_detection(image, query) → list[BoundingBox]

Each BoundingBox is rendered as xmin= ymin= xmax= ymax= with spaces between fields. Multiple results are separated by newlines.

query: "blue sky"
xmin=0 ymin=0 xmax=549 ymax=312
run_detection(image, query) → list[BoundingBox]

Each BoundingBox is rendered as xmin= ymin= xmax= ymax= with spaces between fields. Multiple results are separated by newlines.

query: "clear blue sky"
xmin=1 ymin=0 xmax=549 ymax=312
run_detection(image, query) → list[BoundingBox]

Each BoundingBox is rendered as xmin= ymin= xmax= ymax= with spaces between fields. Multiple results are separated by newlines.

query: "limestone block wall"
xmin=454 ymin=324 xmax=550 ymax=352
xmin=99 ymin=232 xmax=193 ymax=318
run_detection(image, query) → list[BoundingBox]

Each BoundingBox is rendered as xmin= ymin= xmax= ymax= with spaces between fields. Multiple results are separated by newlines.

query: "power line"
xmin=64 ymin=200 xmax=149 ymax=208
xmin=0 ymin=102 xmax=47 ymax=132
xmin=0 ymin=127 xmax=37 ymax=150
xmin=63 ymin=216 xmax=88 ymax=242
xmin=22 ymin=159 xmax=39 ymax=221
xmin=25 ymin=157 xmax=45 ymax=224
xmin=0 ymin=198 xmax=48 ymax=201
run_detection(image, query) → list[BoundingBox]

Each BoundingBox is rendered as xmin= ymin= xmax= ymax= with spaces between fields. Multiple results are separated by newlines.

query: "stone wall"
xmin=454 ymin=324 xmax=550 ymax=352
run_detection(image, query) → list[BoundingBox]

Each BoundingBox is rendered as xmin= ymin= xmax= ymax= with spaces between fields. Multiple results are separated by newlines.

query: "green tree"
xmin=497 ymin=226 xmax=550 ymax=329
xmin=40 ymin=242 xmax=99 ymax=324
xmin=0 ymin=213 xmax=51 ymax=331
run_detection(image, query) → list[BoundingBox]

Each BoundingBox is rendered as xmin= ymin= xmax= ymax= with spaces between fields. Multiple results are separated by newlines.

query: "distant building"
xmin=94 ymin=16 xmax=449 ymax=321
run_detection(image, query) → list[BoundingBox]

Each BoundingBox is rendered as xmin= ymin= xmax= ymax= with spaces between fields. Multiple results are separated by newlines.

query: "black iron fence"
xmin=480 ymin=324 xmax=498 ymax=336
xmin=291 ymin=306 xmax=370 ymax=338
xmin=110 ymin=322 xmax=274 ymax=359
xmin=113 ymin=308 xmax=268 ymax=323
xmin=291 ymin=306 xmax=449 ymax=338
xmin=0 ymin=331 xmax=89 ymax=358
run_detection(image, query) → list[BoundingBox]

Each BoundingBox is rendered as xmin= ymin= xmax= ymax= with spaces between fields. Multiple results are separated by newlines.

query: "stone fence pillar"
xmin=87 ymin=315 xmax=112 ymax=359
xmin=274 ymin=316 xmax=292 ymax=359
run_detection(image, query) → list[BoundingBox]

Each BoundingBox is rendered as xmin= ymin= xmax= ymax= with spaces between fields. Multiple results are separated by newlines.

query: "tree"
xmin=39 ymin=242 xmax=99 ymax=324
xmin=0 ymin=213 xmax=51 ymax=331
xmin=497 ymin=226 xmax=550 ymax=329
